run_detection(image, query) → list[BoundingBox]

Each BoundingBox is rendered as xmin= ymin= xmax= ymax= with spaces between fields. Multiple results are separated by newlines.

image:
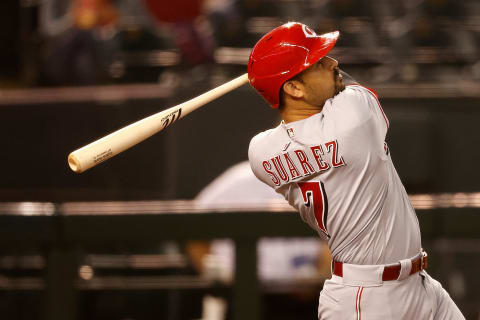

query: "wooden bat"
xmin=68 ymin=73 xmax=249 ymax=173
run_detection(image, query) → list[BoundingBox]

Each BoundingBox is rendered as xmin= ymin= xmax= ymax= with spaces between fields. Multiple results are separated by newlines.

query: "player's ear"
xmin=282 ymin=80 xmax=304 ymax=99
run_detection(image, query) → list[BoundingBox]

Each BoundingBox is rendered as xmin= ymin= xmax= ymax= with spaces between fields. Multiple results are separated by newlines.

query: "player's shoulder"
xmin=337 ymin=84 xmax=377 ymax=102
xmin=324 ymin=84 xmax=379 ymax=115
xmin=249 ymin=126 xmax=278 ymax=152
xmin=318 ymin=84 xmax=383 ymax=134
xmin=347 ymin=84 xmax=378 ymax=100
xmin=248 ymin=125 xmax=286 ymax=161
xmin=331 ymin=84 xmax=389 ymax=134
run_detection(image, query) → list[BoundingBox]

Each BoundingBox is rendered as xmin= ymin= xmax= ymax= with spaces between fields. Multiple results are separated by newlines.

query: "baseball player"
xmin=247 ymin=22 xmax=464 ymax=319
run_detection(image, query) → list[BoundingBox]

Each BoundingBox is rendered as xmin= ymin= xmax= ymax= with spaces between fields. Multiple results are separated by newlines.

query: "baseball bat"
xmin=68 ymin=73 xmax=249 ymax=173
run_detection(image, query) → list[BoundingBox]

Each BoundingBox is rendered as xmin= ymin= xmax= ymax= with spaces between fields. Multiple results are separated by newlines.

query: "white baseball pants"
xmin=318 ymin=268 xmax=464 ymax=319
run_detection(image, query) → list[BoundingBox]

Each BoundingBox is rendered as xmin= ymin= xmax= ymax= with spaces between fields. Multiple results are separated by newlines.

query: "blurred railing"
xmin=0 ymin=200 xmax=479 ymax=319
xmin=1 ymin=80 xmax=480 ymax=106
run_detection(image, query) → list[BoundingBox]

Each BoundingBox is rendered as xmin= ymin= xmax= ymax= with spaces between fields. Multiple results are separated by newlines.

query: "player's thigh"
xmin=319 ymin=275 xmax=432 ymax=320
xmin=318 ymin=281 xmax=387 ymax=320
xmin=359 ymin=277 xmax=431 ymax=319
xmin=317 ymin=280 xmax=351 ymax=320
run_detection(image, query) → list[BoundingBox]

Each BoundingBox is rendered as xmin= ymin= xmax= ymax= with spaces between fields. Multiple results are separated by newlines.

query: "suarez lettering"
xmin=261 ymin=140 xmax=346 ymax=186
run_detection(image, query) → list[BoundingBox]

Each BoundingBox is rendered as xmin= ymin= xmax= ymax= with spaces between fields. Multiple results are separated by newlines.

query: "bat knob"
xmin=68 ymin=153 xmax=82 ymax=173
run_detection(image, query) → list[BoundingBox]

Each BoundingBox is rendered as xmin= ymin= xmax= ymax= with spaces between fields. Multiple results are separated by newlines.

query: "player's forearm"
xmin=340 ymin=70 xmax=358 ymax=86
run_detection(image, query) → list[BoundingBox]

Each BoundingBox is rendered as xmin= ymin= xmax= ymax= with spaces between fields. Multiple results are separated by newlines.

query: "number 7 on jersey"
xmin=298 ymin=181 xmax=330 ymax=238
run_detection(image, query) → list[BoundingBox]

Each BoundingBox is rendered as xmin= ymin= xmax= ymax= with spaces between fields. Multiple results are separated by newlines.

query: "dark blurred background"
xmin=0 ymin=0 xmax=479 ymax=319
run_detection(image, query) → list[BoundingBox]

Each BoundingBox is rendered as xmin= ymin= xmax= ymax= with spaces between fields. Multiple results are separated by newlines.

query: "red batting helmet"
xmin=248 ymin=22 xmax=339 ymax=108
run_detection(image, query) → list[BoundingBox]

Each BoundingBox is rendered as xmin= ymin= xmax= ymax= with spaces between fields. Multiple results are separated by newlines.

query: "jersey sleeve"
xmin=248 ymin=132 xmax=276 ymax=188
xmin=325 ymin=85 xmax=389 ymax=139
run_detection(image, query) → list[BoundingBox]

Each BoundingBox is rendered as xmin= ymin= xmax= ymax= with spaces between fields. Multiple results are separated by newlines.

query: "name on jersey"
xmin=262 ymin=140 xmax=345 ymax=186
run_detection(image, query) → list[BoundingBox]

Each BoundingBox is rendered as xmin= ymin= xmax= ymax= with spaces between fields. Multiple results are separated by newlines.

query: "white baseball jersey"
xmin=248 ymin=85 xmax=422 ymax=265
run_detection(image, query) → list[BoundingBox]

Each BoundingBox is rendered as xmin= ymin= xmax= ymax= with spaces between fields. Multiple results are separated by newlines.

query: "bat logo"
xmin=93 ymin=148 xmax=113 ymax=164
xmin=161 ymin=108 xmax=182 ymax=129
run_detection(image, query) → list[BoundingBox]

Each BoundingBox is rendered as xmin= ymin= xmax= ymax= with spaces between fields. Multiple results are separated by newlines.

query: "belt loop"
xmin=397 ymin=258 xmax=412 ymax=281
xmin=421 ymin=250 xmax=428 ymax=270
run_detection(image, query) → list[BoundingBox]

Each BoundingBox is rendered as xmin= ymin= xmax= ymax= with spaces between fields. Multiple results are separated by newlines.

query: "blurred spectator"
xmin=142 ymin=0 xmax=215 ymax=67
xmin=204 ymin=0 xmax=246 ymax=47
xmin=74 ymin=0 xmax=118 ymax=29
xmin=193 ymin=161 xmax=332 ymax=282
xmin=188 ymin=160 xmax=332 ymax=320
xmin=29 ymin=0 xmax=479 ymax=86
xmin=40 ymin=0 xmax=120 ymax=85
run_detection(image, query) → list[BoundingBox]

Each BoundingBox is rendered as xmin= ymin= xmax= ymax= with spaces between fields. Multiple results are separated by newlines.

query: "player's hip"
xmin=318 ymin=272 xmax=431 ymax=319
xmin=318 ymin=248 xmax=465 ymax=320
xmin=318 ymin=251 xmax=430 ymax=319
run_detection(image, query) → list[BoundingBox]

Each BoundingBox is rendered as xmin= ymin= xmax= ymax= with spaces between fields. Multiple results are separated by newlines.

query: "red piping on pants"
xmin=356 ymin=286 xmax=364 ymax=320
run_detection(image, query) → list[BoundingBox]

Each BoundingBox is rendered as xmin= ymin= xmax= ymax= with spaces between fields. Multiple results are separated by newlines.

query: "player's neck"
xmin=280 ymin=102 xmax=323 ymax=123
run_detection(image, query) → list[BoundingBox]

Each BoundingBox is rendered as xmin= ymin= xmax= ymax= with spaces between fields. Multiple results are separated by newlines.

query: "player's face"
xmin=300 ymin=56 xmax=345 ymax=107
